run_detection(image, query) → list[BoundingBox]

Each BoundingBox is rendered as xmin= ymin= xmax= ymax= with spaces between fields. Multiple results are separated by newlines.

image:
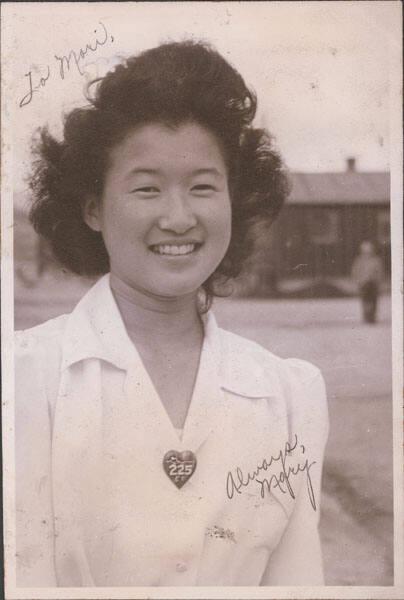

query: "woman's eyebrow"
xmin=125 ymin=168 xmax=159 ymax=178
xmin=191 ymin=168 xmax=224 ymax=178
xmin=125 ymin=167 xmax=225 ymax=179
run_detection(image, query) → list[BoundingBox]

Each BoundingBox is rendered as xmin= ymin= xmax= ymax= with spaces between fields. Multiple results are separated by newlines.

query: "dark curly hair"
xmin=29 ymin=40 xmax=290 ymax=304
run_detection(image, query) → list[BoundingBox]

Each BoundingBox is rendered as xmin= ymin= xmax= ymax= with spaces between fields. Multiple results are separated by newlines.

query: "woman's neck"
xmin=109 ymin=273 xmax=203 ymax=347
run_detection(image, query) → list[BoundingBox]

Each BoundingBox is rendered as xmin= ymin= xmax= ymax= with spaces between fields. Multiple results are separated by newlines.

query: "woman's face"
xmin=84 ymin=121 xmax=232 ymax=299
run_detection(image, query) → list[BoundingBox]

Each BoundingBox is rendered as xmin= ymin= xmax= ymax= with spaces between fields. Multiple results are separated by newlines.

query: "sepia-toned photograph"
xmin=1 ymin=2 xmax=403 ymax=599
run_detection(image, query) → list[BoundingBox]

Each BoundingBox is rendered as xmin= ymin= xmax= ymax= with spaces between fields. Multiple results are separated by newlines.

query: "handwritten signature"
xmin=19 ymin=21 xmax=114 ymax=108
xmin=226 ymin=434 xmax=317 ymax=510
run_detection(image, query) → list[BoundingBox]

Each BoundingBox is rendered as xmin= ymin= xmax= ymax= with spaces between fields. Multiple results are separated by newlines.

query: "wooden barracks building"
xmin=249 ymin=159 xmax=390 ymax=296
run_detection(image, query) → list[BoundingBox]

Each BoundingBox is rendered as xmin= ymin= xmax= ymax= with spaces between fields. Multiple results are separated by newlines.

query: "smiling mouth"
xmin=149 ymin=243 xmax=202 ymax=256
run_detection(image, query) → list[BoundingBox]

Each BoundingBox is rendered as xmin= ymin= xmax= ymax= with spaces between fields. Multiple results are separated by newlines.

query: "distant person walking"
xmin=351 ymin=241 xmax=384 ymax=323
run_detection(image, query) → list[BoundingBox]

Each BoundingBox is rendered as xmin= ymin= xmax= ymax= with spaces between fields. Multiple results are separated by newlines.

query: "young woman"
xmin=15 ymin=40 xmax=329 ymax=587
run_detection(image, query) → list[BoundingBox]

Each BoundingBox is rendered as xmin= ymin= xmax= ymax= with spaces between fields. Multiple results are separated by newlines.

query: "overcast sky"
xmin=3 ymin=1 xmax=401 ymax=195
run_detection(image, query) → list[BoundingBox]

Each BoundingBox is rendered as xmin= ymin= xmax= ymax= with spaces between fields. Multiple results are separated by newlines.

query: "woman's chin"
xmin=143 ymin=273 xmax=210 ymax=301
xmin=148 ymin=284 xmax=201 ymax=301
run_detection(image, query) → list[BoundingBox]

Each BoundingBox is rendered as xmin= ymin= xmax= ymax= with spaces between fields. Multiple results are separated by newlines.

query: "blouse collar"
xmin=61 ymin=274 xmax=281 ymax=399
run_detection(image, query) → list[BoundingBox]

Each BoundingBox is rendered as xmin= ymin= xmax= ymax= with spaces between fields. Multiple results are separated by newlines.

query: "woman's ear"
xmin=82 ymin=195 xmax=102 ymax=232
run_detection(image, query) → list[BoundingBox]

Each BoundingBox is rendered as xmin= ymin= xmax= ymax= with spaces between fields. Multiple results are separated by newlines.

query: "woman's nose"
xmin=158 ymin=194 xmax=197 ymax=233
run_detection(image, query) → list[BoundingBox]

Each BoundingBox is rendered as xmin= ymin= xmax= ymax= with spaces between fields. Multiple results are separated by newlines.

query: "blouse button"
xmin=176 ymin=561 xmax=188 ymax=573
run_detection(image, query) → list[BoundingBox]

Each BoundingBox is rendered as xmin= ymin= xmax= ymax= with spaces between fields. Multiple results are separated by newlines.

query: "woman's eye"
xmin=191 ymin=184 xmax=216 ymax=193
xmin=132 ymin=186 xmax=159 ymax=194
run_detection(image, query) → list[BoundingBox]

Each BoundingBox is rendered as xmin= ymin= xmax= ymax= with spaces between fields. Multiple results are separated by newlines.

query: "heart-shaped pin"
xmin=163 ymin=450 xmax=197 ymax=489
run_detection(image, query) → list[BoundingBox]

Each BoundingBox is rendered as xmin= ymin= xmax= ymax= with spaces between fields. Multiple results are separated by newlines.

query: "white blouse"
xmin=15 ymin=274 xmax=329 ymax=587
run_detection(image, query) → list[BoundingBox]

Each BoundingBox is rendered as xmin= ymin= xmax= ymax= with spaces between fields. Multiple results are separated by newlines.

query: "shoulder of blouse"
xmin=15 ymin=315 xmax=69 ymax=411
xmin=216 ymin=326 xmax=329 ymax=439
xmin=15 ymin=313 xmax=69 ymax=349
xmin=217 ymin=325 xmax=323 ymax=389
xmin=15 ymin=315 xmax=69 ymax=364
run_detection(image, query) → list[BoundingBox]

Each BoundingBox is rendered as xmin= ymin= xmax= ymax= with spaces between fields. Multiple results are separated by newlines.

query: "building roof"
xmin=288 ymin=171 xmax=390 ymax=205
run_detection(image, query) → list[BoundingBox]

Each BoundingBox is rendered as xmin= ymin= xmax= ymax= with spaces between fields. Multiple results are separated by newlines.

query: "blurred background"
xmin=9 ymin=0 xmax=398 ymax=587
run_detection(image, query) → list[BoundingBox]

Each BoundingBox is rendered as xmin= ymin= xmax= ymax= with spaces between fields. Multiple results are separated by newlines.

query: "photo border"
xmin=1 ymin=2 xmax=403 ymax=598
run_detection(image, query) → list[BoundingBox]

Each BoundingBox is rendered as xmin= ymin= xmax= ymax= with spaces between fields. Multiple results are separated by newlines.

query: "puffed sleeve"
xmin=260 ymin=362 xmax=329 ymax=585
xmin=15 ymin=330 xmax=58 ymax=586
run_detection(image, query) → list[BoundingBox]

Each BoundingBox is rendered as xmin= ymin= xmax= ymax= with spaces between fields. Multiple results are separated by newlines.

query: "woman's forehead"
xmin=108 ymin=121 xmax=228 ymax=176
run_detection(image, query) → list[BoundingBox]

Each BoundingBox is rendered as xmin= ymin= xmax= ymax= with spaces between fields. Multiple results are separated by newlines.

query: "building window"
xmin=307 ymin=209 xmax=340 ymax=245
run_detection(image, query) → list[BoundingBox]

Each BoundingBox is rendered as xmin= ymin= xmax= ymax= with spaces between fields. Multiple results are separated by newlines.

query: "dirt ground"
xmin=14 ymin=272 xmax=394 ymax=585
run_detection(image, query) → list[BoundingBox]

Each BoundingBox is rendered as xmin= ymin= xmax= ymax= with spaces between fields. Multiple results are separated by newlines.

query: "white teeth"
xmin=153 ymin=244 xmax=196 ymax=256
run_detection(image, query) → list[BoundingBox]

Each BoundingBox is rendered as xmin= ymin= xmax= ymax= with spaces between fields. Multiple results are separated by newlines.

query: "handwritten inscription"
xmin=19 ymin=22 xmax=113 ymax=108
xmin=226 ymin=434 xmax=317 ymax=510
